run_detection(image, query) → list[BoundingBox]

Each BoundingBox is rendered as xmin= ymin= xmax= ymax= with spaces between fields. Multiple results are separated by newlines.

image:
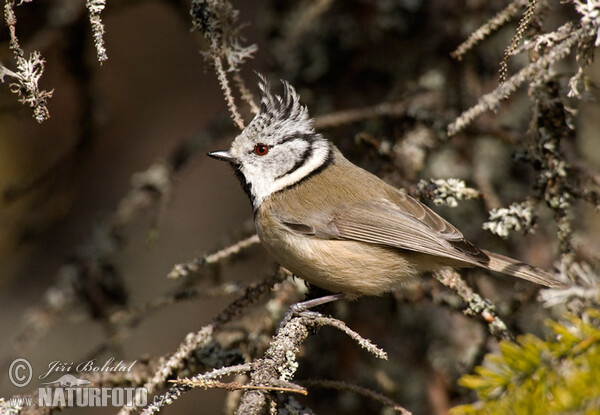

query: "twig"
xmin=140 ymin=364 xmax=252 ymax=415
xmin=178 ymin=362 xmax=252 ymax=384
xmin=448 ymin=24 xmax=583 ymax=136
xmin=213 ymin=55 xmax=245 ymax=130
xmin=452 ymin=0 xmax=529 ymax=60
xmin=168 ymin=234 xmax=260 ymax=279
xmin=312 ymin=314 xmax=388 ymax=360
xmin=232 ymin=71 xmax=259 ymax=115
xmin=500 ymin=0 xmax=539 ymax=83
xmin=3 ymin=118 xmax=234 ymax=374
xmin=2 ymin=1 xmax=53 ymax=122
xmin=473 ymin=155 xmax=503 ymax=211
xmin=286 ymin=0 xmax=334 ymax=40
xmin=173 ymin=379 xmax=308 ymax=395
xmin=84 ymin=282 xmax=244 ymax=360
xmin=314 ymin=101 xmax=407 ymax=129
xmin=302 ymin=379 xmax=412 ymax=415
xmin=433 ymin=269 xmax=513 ymax=340
xmin=123 ymin=272 xmax=286 ymax=414
xmin=86 ymin=0 xmax=108 ymax=62
xmin=236 ymin=310 xmax=387 ymax=414
xmin=190 ymin=0 xmax=257 ymax=129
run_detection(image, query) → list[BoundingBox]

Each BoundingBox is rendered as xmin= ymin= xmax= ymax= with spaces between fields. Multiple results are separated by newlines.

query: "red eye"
xmin=254 ymin=144 xmax=269 ymax=156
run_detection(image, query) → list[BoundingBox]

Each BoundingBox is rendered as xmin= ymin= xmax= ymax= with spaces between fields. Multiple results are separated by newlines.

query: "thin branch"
xmin=190 ymin=0 xmax=257 ymax=128
xmin=285 ymin=0 xmax=335 ymax=41
xmin=232 ymin=71 xmax=259 ymax=115
xmin=168 ymin=234 xmax=260 ymax=279
xmin=302 ymin=379 xmax=412 ymax=415
xmin=140 ymin=364 xmax=252 ymax=415
xmin=236 ymin=310 xmax=388 ymax=414
xmin=500 ymin=0 xmax=539 ymax=83
xmin=312 ymin=314 xmax=388 ymax=360
xmin=473 ymin=154 xmax=503 ymax=211
xmin=448 ymin=24 xmax=582 ymax=136
xmin=433 ymin=269 xmax=513 ymax=341
xmin=86 ymin=0 xmax=108 ymax=62
xmin=180 ymin=362 xmax=252 ymax=384
xmin=173 ymin=379 xmax=308 ymax=395
xmin=213 ymin=55 xmax=245 ymax=129
xmin=452 ymin=0 xmax=529 ymax=60
xmin=84 ymin=282 xmax=244 ymax=360
xmin=123 ymin=271 xmax=286 ymax=414
xmin=314 ymin=101 xmax=407 ymax=129
xmin=2 ymin=1 xmax=53 ymax=122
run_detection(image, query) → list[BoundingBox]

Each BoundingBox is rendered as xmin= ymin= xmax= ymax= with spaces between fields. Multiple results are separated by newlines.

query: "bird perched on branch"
xmin=209 ymin=76 xmax=566 ymax=305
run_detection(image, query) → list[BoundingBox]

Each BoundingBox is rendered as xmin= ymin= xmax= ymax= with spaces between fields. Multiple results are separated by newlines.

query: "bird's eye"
xmin=254 ymin=144 xmax=269 ymax=156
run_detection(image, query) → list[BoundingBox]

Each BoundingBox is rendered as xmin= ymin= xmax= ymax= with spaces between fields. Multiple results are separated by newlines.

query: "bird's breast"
xmin=255 ymin=202 xmax=430 ymax=298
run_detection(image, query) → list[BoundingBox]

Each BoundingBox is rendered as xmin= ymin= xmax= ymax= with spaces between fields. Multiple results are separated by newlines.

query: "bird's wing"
xmin=280 ymin=194 xmax=489 ymax=266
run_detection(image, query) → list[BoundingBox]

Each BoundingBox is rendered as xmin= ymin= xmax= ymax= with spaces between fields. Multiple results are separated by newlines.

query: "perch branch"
xmin=236 ymin=310 xmax=387 ymax=414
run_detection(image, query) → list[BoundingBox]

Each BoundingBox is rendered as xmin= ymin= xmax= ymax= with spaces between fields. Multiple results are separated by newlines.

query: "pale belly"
xmin=258 ymin=224 xmax=434 ymax=298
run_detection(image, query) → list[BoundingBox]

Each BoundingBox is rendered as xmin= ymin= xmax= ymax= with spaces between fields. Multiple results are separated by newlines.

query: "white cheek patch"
xmin=270 ymin=142 xmax=330 ymax=193
xmin=247 ymin=141 xmax=330 ymax=209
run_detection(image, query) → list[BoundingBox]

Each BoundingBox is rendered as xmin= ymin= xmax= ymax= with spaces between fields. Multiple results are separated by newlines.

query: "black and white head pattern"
xmin=228 ymin=76 xmax=331 ymax=209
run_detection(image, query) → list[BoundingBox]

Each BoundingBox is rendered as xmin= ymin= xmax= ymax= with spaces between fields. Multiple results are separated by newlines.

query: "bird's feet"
xmin=278 ymin=293 xmax=347 ymax=329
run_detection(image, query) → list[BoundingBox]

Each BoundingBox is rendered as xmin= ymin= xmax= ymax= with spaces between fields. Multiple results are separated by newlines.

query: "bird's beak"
xmin=207 ymin=150 xmax=237 ymax=163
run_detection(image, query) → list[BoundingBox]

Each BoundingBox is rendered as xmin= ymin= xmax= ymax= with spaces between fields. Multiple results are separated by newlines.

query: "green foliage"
xmin=451 ymin=309 xmax=600 ymax=415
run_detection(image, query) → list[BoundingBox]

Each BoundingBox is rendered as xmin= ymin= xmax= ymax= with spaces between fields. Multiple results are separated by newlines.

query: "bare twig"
xmin=213 ymin=55 xmax=245 ymax=129
xmin=3 ymin=160 xmax=174 ymax=378
xmin=500 ymin=0 xmax=539 ymax=83
xmin=302 ymin=379 xmax=412 ymax=415
xmin=314 ymin=101 xmax=407 ymax=129
xmin=473 ymin=155 xmax=503 ymax=211
xmin=232 ymin=71 xmax=259 ymax=115
xmin=140 ymin=364 xmax=252 ymax=415
xmin=178 ymin=363 xmax=253 ymax=385
xmin=448 ymin=24 xmax=583 ymax=136
xmin=169 ymin=234 xmax=260 ymax=279
xmin=190 ymin=0 xmax=257 ymax=128
xmin=173 ymin=379 xmax=308 ymax=395
xmin=85 ymin=282 xmax=245 ymax=360
xmin=451 ymin=0 xmax=529 ymax=60
xmin=312 ymin=314 xmax=388 ymax=360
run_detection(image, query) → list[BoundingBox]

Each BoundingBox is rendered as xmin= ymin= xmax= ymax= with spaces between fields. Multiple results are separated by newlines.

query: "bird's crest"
xmin=242 ymin=75 xmax=313 ymax=140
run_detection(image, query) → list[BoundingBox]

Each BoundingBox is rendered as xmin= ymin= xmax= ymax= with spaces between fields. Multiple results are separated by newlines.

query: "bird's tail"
xmin=481 ymin=250 xmax=568 ymax=288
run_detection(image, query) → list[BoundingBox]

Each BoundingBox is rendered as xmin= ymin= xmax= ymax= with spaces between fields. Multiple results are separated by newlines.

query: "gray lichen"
xmin=483 ymin=201 xmax=535 ymax=238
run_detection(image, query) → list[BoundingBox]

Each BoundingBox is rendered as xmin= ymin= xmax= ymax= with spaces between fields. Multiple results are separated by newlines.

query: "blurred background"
xmin=0 ymin=0 xmax=599 ymax=414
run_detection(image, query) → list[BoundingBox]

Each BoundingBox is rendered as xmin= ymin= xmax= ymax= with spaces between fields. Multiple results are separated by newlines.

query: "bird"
xmin=208 ymin=76 xmax=567 ymax=305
